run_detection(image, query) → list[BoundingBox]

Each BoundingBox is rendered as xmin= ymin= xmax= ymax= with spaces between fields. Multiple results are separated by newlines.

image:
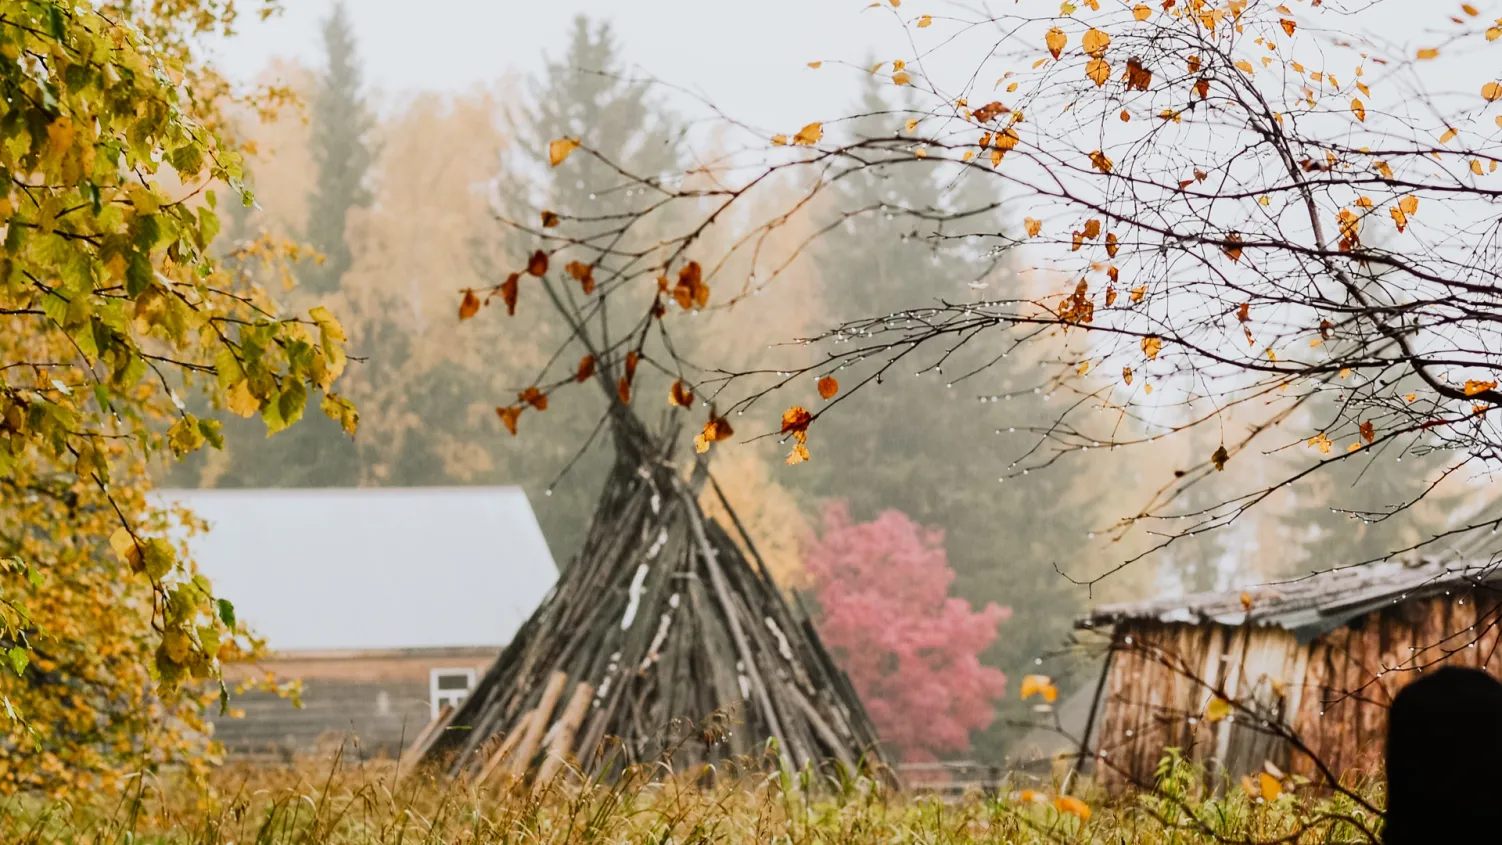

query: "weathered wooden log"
xmin=536 ymin=682 xmax=594 ymax=789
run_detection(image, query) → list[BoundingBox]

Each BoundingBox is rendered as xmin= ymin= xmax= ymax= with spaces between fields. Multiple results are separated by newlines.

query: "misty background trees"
xmin=170 ymin=4 xmax=1483 ymax=762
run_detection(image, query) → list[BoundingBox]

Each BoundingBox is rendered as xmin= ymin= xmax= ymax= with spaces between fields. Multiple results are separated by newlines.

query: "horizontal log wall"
xmin=1090 ymin=584 xmax=1502 ymax=790
xmin=213 ymin=650 xmax=496 ymax=760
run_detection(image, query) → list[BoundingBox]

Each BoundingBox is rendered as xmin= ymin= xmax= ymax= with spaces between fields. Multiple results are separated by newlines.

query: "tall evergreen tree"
xmin=175 ymin=4 xmax=373 ymax=489
xmin=479 ymin=16 xmax=684 ymax=564
xmin=789 ymin=75 xmax=1101 ymax=759
xmin=303 ymin=2 xmax=373 ymax=297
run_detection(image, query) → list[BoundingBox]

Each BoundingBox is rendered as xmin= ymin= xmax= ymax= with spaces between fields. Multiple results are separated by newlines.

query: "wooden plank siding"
xmin=213 ymin=648 xmax=496 ymax=761
xmin=1088 ymin=584 xmax=1502 ymax=790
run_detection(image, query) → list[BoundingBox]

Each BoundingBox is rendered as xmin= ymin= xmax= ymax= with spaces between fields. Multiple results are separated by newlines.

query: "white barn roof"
xmin=152 ymin=487 xmax=558 ymax=652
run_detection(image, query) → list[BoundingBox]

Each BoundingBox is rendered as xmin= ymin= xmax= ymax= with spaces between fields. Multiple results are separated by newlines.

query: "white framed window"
xmin=430 ymin=667 xmax=477 ymax=720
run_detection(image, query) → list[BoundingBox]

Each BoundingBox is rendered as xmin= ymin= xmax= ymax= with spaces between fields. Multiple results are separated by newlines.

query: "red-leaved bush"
xmin=803 ymin=502 xmax=1010 ymax=762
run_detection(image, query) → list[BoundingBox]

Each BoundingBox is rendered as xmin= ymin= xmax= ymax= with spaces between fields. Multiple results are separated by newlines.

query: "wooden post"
xmin=477 ymin=708 xmax=534 ymax=785
xmin=508 ymin=671 xmax=569 ymax=778
xmin=1073 ymin=640 xmax=1115 ymax=782
xmin=535 ymin=682 xmax=595 ymax=789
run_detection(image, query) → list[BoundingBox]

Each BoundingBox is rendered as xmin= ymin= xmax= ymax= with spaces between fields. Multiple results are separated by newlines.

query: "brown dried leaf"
xmin=566 ymin=260 xmax=596 ymax=295
xmin=459 ymin=289 xmax=481 ymax=320
xmin=501 ymin=272 xmax=520 ymax=316
xmin=496 ymin=406 xmax=521 ymax=435
xmin=575 ymin=354 xmax=596 ymax=383
xmin=527 ymin=250 xmax=549 ymax=277
xmin=818 ymin=375 xmax=840 ymax=399
xmin=519 ymin=386 xmax=548 ymax=411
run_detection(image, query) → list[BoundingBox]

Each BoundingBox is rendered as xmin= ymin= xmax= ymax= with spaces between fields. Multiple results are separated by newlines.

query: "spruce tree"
xmin=480 ymin=16 xmax=684 ymax=563
xmin=303 ymin=1 xmax=373 ymax=297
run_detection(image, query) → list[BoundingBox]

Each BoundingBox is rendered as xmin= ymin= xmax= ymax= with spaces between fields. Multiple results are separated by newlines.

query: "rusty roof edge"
xmin=1074 ymin=561 xmax=1502 ymax=633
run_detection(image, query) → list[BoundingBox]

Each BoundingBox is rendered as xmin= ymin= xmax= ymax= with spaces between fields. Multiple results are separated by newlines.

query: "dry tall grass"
xmin=0 ymin=747 xmax=1384 ymax=844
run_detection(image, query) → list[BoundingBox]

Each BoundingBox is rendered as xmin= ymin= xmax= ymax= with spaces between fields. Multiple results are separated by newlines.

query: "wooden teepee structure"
xmin=412 ymin=407 xmax=885 ymax=782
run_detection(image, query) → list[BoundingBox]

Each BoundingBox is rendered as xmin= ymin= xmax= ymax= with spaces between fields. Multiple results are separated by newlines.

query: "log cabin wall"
xmin=1088 ymin=583 xmax=1501 ymax=791
xmin=212 ymin=647 xmax=497 ymax=761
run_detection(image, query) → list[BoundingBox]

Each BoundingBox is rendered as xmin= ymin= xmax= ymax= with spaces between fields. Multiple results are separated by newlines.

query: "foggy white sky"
xmin=207 ymin=0 xmax=912 ymax=132
xmin=207 ymin=2 xmax=1472 ymax=139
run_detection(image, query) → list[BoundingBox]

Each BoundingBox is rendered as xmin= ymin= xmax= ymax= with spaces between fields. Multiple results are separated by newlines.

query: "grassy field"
xmin=0 ymin=749 xmax=1386 ymax=845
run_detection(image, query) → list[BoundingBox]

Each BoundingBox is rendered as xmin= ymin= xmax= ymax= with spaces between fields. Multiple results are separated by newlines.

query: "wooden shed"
xmin=1074 ymin=560 xmax=1502 ymax=789
xmin=154 ymin=487 xmax=559 ymax=760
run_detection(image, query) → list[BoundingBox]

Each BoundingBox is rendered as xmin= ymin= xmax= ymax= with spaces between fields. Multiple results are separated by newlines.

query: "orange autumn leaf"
xmin=1280 ymin=18 xmax=1296 ymax=36
xmin=500 ymin=272 xmax=520 ymax=316
xmin=1133 ymin=4 xmax=1151 ymax=20
xmin=1086 ymin=57 xmax=1111 ymax=87
xmin=1122 ymin=366 xmax=1133 ymax=385
xmin=540 ymin=209 xmax=560 ymax=228
xmin=1045 ymin=26 xmax=1067 ymax=59
xmin=458 ymin=289 xmax=481 ymax=320
xmin=669 ymin=379 xmax=695 ymax=407
xmin=793 ymin=121 xmax=824 ymax=145
xmin=1464 ymin=379 xmax=1498 ymax=396
xmin=916 ymin=13 xmax=932 ymax=27
xmin=1484 ymin=81 xmax=1502 ymax=102
xmin=1142 ymin=335 xmax=1163 ymax=359
xmin=1360 ymin=420 xmax=1376 ymax=443
xmin=617 ymin=376 xmax=632 ymax=404
xmin=1082 ymin=27 xmax=1110 ymax=58
xmin=625 ymin=350 xmax=640 ymax=382
xmin=1024 ymin=217 xmax=1042 ymax=237
xmin=1130 ymin=285 xmax=1146 ymax=303
xmin=1020 ymin=674 xmax=1058 ymax=702
xmin=496 ymin=406 xmax=521 ymax=435
xmin=518 ymin=386 xmax=548 ymax=411
xmin=1351 ymin=98 xmax=1366 ymax=121
xmin=1416 ymin=47 xmax=1440 ymax=60
xmin=575 ymin=354 xmax=596 ymax=383
xmin=1224 ymin=231 xmax=1244 ymax=262
xmin=527 ymin=250 xmax=549 ymax=277
xmin=548 ymin=137 xmax=580 ymax=166
xmin=673 ymin=260 xmax=711 ymax=310
xmin=1089 ymin=150 xmax=1113 ymax=172
xmin=566 ymin=260 xmax=596 ymax=295
xmin=1124 ymin=57 xmax=1152 ymax=91
xmin=1054 ymin=795 xmax=1091 ymax=820
xmin=694 ymin=411 xmax=735 ymax=453
xmin=781 ymin=406 xmax=813 ymax=443
xmin=818 ymin=375 xmax=840 ymax=399
xmin=786 ymin=443 xmax=811 ymax=465
xmin=1105 ymin=232 xmax=1119 ymax=257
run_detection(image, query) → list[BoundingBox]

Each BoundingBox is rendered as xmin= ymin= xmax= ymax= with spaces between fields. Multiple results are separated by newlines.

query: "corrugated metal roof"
xmin=1078 ymin=559 xmax=1502 ymax=642
xmin=152 ymin=487 xmax=558 ymax=651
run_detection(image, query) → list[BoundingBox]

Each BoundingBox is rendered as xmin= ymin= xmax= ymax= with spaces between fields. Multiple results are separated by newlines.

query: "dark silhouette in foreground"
xmin=1384 ymin=666 xmax=1502 ymax=844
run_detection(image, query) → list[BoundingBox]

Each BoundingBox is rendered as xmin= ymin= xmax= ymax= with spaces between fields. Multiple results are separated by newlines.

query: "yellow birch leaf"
xmin=548 ymin=137 xmax=580 ymax=167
